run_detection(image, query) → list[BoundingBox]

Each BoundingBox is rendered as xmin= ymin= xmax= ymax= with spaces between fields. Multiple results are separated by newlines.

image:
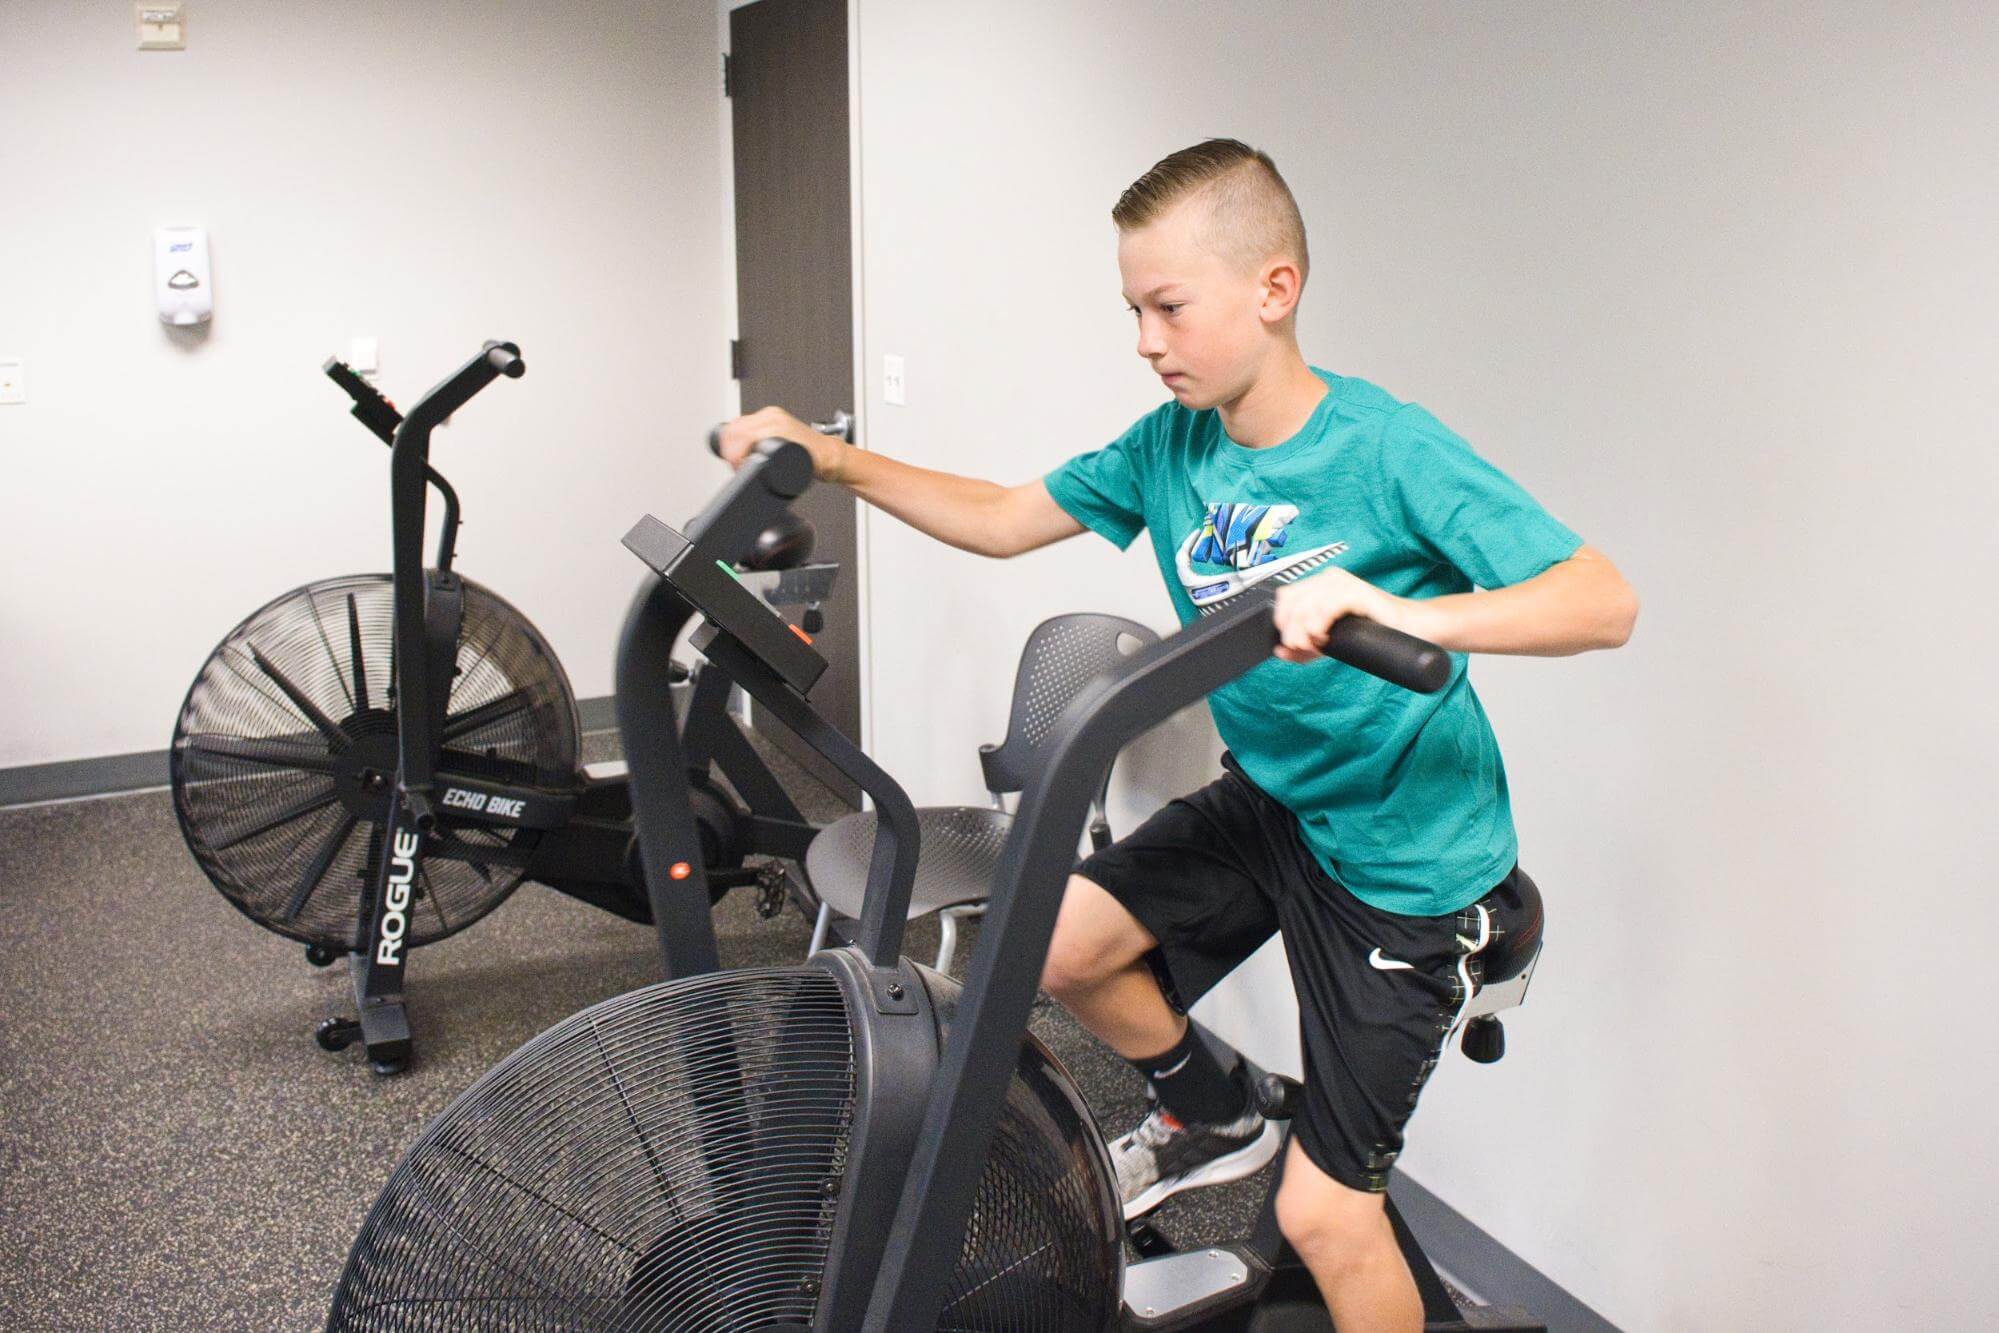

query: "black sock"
xmin=1130 ymin=1024 xmax=1251 ymax=1125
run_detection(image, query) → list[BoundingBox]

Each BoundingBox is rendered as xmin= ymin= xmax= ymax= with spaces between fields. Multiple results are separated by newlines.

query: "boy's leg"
xmin=1043 ymin=871 xmax=1278 ymax=1215
xmin=1272 ymin=1138 xmax=1421 ymax=1333
xmin=1040 ymin=873 xmax=1184 ymax=1059
xmin=1044 ymin=874 xmax=1254 ymax=1122
xmin=1272 ymin=866 xmax=1537 ymax=1328
xmin=1042 ymin=772 xmax=1293 ymax=1215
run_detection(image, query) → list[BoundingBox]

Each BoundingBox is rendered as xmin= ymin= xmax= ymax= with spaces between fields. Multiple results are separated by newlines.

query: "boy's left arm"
xmin=1273 ymin=546 xmax=1638 ymax=662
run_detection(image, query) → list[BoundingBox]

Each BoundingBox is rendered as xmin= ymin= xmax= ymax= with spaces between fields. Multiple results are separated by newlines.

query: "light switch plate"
xmin=883 ymin=353 xmax=906 ymax=406
xmin=0 ymin=358 xmax=24 ymax=405
xmin=138 ymin=3 xmax=186 ymax=50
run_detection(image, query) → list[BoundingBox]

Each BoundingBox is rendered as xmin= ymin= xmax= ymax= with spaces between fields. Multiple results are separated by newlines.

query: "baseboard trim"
xmin=1391 ymin=1173 xmax=1621 ymax=1331
xmin=1 ymin=696 xmax=620 ymax=810
xmin=577 ymin=694 xmax=617 ymax=733
xmin=0 ymin=749 xmax=170 ymax=808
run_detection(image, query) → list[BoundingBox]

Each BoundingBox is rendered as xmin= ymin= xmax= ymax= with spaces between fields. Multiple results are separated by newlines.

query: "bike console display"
xmin=322 ymin=357 xmax=403 ymax=446
xmin=623 ymin=513 xmax=828 ymax=696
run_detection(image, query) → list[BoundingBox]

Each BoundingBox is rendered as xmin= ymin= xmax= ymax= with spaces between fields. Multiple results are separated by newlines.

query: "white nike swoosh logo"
xmin=1368 ymin=948 xmax=1414 ymax=971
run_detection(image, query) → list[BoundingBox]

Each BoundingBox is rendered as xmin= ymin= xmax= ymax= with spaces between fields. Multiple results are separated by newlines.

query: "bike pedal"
xmin=754 ymin=864 xmax=790 ymax=919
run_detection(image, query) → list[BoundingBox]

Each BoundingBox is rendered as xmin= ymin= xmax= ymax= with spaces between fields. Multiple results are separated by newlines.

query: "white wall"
xmin=850 ymin=2 xmax=1225 ymax=820
xmin=851 ymin=1 xmax=1998 ymax=1328
xmin=0 ymin=0 xmax=731 ymax=769
xmin=8 ymin=0 xmax=1994 ymax=1323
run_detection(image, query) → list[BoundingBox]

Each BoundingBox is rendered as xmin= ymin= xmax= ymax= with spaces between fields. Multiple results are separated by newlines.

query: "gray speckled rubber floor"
xmin=0 ymin=731 xmax=1271 ymax=1330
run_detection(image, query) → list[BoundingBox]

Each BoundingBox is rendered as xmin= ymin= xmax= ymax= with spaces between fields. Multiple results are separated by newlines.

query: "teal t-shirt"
xmin=1044 ymin=369 xmax=1581 ymax=916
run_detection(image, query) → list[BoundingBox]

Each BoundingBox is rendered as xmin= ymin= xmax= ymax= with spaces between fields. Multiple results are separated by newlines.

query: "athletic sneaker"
xmin=1110 ymin=1094 xmax=1282 ymax=1220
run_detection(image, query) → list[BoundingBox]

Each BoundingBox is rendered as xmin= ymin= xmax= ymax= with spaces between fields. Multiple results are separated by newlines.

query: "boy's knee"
xmin=1273 ymin=1153 xmax=1396 ymax=1278
xmin=1039 ymin=874 xmax=1139 ymax=1000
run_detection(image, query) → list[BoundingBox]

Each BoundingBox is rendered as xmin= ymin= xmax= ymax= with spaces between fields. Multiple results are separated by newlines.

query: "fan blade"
xmin=419 ymin=864 xmax=454 ymax=935
xmin=246 ymin=646 xmax=352 ymax=747
xmin=451 ymin=618 xmax=503 ymax=707
xmin=305 ymin=588 xmax=356 ymax=714
xmin=347 ymin=593 xmax=369 ymax=712
xmin=442 ymin=688 xmax=533 ymax=742
xmin=279 ymin=812 xmax=359 ymax=922
xmin=183 ymin=733 xmax=339 ymax=775
xmin=211 ymin=788 xmax=341 ymax=852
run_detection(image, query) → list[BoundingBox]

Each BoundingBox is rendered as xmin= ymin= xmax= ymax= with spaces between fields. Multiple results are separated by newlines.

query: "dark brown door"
xmin=729 ymin=0 xmax=860 ymax=804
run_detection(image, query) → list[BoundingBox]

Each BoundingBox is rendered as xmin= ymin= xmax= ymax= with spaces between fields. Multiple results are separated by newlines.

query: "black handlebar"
xmin=486 ymin=344 xmax=525 ymax=379
xmin=400 ymin=340 xmax=525 ymax=432
xmin=702 ymin=432 xmax=818 ymax=569
xmin=386 ymin=341 xmax=525 ymax=797
xmin=1318 ymin=613 xmax=1451 ymax=693
xmin=710 ymin=427 xmax=801 ymax=463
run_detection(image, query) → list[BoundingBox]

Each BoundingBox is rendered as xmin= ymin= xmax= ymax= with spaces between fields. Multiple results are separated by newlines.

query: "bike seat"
xmin=1479 ymin=869 xmax=1544 ymax=987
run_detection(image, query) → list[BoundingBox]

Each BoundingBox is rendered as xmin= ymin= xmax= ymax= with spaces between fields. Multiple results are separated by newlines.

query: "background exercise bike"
xmin=329 ymin=439 xmax=1549 ymax=1330
xmin=170 ymin=342 xmax=835 ymax=1073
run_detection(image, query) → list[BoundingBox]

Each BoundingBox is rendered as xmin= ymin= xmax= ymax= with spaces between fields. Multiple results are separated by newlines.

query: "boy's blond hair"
xmin=1112 ymin=138 xmax=1309 ymax=289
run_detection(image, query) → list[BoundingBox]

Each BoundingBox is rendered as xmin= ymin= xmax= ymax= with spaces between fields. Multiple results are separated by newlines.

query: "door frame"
xmin=717 ymin=0 xmax=874 ymax=765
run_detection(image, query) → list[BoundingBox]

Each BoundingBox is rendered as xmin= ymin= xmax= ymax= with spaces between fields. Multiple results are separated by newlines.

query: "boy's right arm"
xmin=716 ymin=406 xmax=1084 ymax=559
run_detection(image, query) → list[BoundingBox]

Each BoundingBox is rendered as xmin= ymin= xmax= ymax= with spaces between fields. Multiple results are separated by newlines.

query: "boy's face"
xmin=1118 ymin=198 xmax=1283 ymax=411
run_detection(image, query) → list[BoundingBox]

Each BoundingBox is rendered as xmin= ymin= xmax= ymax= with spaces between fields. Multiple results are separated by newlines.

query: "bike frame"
xmin=343 ymin=348 xmax=830 ymax=1068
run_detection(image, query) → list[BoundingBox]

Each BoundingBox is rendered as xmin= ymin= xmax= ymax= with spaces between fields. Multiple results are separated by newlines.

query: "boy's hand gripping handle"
xmin=1320 ymin=613 xmax=1452 ymax=693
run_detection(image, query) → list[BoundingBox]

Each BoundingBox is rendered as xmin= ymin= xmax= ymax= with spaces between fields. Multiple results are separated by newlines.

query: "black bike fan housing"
xmin=171 ymin=573 xmax=579 ymax=951
xmin=327 ymin=960 xmax=1124 ymax=1331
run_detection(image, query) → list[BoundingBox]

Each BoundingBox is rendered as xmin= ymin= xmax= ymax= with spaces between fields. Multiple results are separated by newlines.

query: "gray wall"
xmin=849 ymin=2 xmax=1998 ymax=1327
xmin=0 ymin=1 xmax=732 ymax=769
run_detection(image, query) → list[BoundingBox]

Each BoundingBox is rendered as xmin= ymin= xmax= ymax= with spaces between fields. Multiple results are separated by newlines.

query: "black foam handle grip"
xmin=707 ymin=427 xmax=791 ymax=463
xmin=484 ymin=342 xmax=525 ymax=378
xmin=1322 ymin=616 xmax=1451 ymax=694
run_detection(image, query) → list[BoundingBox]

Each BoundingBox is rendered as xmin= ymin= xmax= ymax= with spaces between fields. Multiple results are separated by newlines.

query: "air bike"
xmin=170 ymin=343 xmax=836 ymax=1074
xmin=327 ymin=439 xmax=1548 ymax=1328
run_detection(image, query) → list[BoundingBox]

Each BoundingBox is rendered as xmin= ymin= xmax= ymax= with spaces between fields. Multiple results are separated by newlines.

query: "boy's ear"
xmin=1258 ymin=256 xmax=1305 ymax=325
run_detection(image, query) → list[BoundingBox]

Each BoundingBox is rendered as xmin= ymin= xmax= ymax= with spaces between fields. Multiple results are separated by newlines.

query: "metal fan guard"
xmin=170 ymin=573 xmax=579 ymax=950
xmin=329 ymin=963 xmax=1123 ymax=1331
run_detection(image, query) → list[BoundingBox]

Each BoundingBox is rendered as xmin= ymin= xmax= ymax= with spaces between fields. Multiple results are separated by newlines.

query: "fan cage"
xmin=329 ymin=964 xmax=1123 ymax=1331
xmin=170 ymin=573 xmax=579 ymax=950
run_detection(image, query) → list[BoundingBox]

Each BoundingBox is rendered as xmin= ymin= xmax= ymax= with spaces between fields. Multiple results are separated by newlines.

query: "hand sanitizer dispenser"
xmin=155 ymin=226 xmax=213 ymax=326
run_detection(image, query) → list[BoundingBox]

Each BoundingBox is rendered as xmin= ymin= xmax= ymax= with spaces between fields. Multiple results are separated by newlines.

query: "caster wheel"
xmin=370 ymin=1055 xmax=409 ymax=1077
xmin=305 ymin=944 xmax=341 ymax=968
xmin=316 ymin=1018 xmax=360 ymax=1052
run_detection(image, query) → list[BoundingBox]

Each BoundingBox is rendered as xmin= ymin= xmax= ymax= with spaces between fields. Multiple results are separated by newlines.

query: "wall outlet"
xmin=883 ymin=353 xmax=906 ymax=406
xmin=0 ymin=358 xmax=24 ymax=405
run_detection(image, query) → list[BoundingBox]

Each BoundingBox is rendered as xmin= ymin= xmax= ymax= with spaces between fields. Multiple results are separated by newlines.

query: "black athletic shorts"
xmin=1075 ymin=754 xmax=1540 ymax=1194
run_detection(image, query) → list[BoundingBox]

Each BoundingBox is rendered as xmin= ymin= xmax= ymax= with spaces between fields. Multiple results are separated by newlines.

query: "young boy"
xmin=717 ymin=139 xmax=1636 ymax=1332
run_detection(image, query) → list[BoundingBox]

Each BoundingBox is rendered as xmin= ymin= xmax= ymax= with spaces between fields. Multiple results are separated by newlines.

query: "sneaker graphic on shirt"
xmin=1110 ymin=1096 xmax=1282 ymax=1220
xmin=1174 ymin=501 xmax=1350 ymax=614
